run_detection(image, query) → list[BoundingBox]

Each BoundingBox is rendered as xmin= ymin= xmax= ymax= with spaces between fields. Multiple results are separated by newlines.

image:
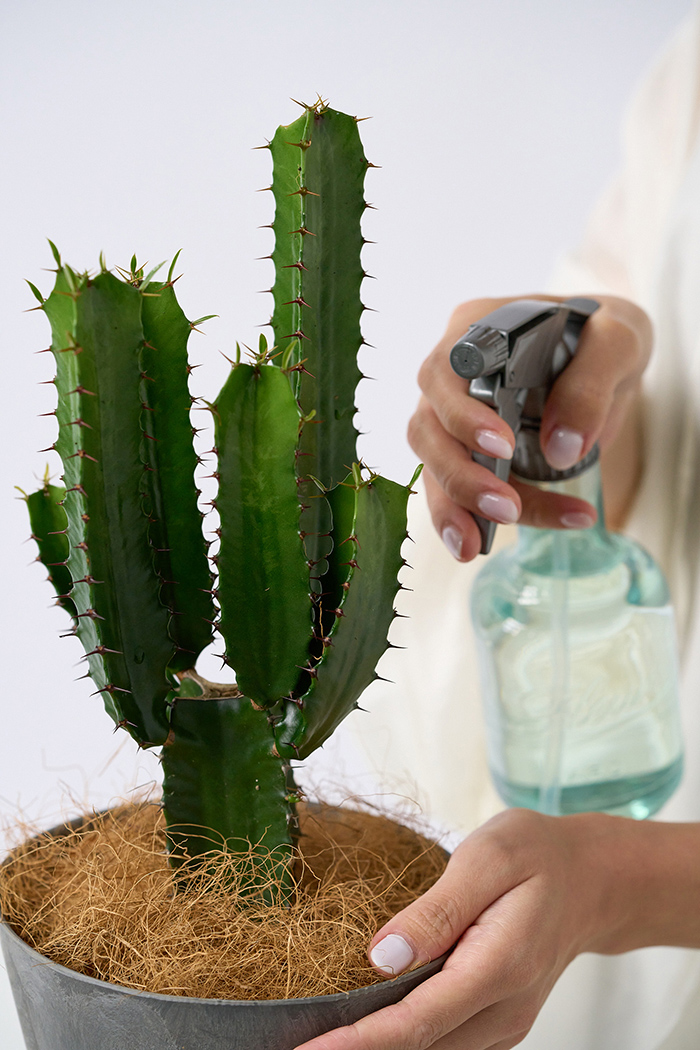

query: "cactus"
xmin=24 ymin=101 xmax=418 ymax=899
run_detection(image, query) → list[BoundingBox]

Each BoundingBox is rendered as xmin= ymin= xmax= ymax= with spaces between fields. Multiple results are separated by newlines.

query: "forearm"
xmin=576 ymin=812 xmax=700 ymax=954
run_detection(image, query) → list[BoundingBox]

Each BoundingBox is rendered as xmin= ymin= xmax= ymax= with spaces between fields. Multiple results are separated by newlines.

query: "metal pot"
xmin=1 ymin=921 xmax=446 ymax=1050
xmin=1 ymin=813 xmax=448 ymax=1050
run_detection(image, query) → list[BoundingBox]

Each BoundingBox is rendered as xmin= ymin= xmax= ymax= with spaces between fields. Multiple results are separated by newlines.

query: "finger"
xmin=414 ymin=296 xmax=530 ymax=455
xmin=485 ymin=1037 xmax=531 ymax=1050
xmin=423 ymin=469 xmax=485 ymax=563
xmin=423 ymin=465 xmax=598 ymax=566
xmin=540 ymin=297 xmax=652 ymax=469
xmin=416 ymin=352 xmax=516 ymax=458
xmin=423 ymin=459 xmax=597 ymax=567
xmin=290 ymin=943 xmax=533 ymax=1050
xmin=408 ymin=394 xmax=515 ymax=492
xmin=289 ymin=969 xmax=487 ymax=1050
xmin=422 ymin=998 xmax=536 ymax=1050
xmin=293 ymin=1023 xmax=527 ymax=1050
xmin=511 ymin=478 xmax=597 ymax=531
xmin=366 ymin=831 xmax=522 ymax=977
xmin=424 ymin=977 xmax=545 ymax=1050
xmin=410 ymin=404 xmax=522 ymax=528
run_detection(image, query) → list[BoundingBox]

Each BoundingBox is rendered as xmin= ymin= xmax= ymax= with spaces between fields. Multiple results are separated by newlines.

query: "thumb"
xmin=367 ymin=836 xmax=508 ymax=977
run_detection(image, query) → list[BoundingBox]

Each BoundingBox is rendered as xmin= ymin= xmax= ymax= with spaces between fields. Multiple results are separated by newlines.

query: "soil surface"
xmin=0 ymin=800 xmax=447 ymax=1000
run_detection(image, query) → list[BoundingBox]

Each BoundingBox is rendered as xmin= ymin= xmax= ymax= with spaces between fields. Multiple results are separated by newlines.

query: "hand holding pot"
xmin=292 ymin=809 xmax=700 ymax=1050
xmin=407 ymin=294 xmax=652 ymax=562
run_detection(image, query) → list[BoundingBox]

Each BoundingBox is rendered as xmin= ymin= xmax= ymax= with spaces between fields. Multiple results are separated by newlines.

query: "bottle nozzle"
xmin=449 ymin=297 xmax=600 ymax=553
xmin=450 ymin=326 xmax=509 ymax=379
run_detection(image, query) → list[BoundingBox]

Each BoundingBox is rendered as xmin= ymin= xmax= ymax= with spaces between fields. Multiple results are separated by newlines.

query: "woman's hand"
xmin=292 ymin=811 xmax=700 ymax=1050
xmin=407 ymin=295 xmax=652 ymax=561
xmin=292 ymin=809 xmax=613 ymax=1050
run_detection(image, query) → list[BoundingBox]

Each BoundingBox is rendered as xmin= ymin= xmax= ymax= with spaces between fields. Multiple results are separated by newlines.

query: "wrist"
xmin=567 ymin=813 xmax=700 ymax=954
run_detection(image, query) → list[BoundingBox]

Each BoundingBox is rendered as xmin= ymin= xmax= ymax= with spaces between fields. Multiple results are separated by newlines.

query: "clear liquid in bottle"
xmin=471 ymin=466 xmax=683 ymax=818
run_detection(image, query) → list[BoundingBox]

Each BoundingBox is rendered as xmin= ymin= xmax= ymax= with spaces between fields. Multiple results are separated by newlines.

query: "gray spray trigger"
xmin=449 ymin=297 xmax=600 ymax=555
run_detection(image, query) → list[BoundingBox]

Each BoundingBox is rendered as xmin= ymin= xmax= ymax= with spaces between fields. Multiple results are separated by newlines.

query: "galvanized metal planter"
xmin=0 ymin=919 xmax=446 ymax=1050
xmin=1 ymin=811 xmax=449 ymax=1050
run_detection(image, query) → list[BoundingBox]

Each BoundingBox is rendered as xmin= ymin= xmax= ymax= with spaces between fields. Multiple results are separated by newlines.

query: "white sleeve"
xmin=548 ymin=6 xmax=700 ymax=650
xmin=548 ymin=4 xmax=700 ymax=309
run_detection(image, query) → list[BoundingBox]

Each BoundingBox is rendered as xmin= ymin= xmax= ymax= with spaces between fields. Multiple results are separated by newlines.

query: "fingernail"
xmin=475 ymin=429 xmax=513 ymax=460
xmin=476 ymin=492 xmax=520 ymax=524
xmin=561 ymin=511 xmax=595 ymax=529
xmin=369 ymin=934 xmax=415 ymax=976
xmin=544 ymin=427 xmax=584 ymax=471
xmin=441 ymin=525 xmax=463 ymax=560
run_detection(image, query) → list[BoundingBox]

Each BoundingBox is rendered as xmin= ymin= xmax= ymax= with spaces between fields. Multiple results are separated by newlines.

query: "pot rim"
xmin=0 ymin=919 xmax=448 ymax=1007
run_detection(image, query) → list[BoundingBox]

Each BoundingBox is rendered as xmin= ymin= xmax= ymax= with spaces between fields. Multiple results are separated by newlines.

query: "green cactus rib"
xmin=270 ymin=105 xmax=368 ymax=583
xmin=139 ymin=280 xmax=216 ymax=670
xmin=268 ymin=106 xmax=313 ymax=380
xmin=43 ymin=268 xmax=174 ymax=745
xmin=214 ymin=362 xmax=313 ymax=707
xmin=25 ymin=480 xmax=77 ymax=620
xmin=273 ymin=473 xmax=410 ymax=760
xmin=161 ymin=693 xmax=297 ymax=900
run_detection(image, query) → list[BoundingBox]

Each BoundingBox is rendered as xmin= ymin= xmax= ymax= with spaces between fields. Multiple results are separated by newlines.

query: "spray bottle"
xmin=450 ymin=298 xmax=683 ymax=818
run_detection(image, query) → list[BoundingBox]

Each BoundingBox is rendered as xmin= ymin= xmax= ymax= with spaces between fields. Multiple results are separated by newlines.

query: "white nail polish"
xmin=475 ymin=429 xmax=513 ymax=460
xmin=545 ymin=427 xmax=584 ymax=471
xmin=561 ymin=511 xmax=595 ymax=529
xmin=476 ymin=492 xmax=520 ymax=525
xmin=369 ymin=934 xmax=415 ymax=976
xmin=442 ymin=525 xmax=463 ymax=560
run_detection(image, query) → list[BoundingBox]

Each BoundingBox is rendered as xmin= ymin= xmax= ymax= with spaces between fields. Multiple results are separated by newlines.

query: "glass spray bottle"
xmin=450 ymin=299 xmax=683 ymax=818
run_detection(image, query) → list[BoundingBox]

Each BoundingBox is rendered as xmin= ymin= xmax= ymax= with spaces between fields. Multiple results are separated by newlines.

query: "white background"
xmin=0 ymin=0 xmax=693 ymax=1044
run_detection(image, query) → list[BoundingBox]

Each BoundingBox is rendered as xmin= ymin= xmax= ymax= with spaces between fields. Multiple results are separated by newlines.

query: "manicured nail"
xmin=369 ymin=934 xmax=415 ymax=976
xmin=475 ymin=429 xmax=513 ymax=460
xmin=561 ymin=511 xmax=595 ymax=529
xmin=476 ymin=492 xmax=519 ymax=524
xmin=441 ymin=525 xmax=463 ymax=560
xmin=544 ymin=427 xmax=584 ymax=471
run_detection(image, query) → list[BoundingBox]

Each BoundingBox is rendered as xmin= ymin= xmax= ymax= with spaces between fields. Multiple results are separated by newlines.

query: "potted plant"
xmin=0 ymin=100 xmax=447 ymax=1050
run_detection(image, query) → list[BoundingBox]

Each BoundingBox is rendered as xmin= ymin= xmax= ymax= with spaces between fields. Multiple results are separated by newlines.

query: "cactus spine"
xmin=26 ymin=102 xmax=416 ymax=899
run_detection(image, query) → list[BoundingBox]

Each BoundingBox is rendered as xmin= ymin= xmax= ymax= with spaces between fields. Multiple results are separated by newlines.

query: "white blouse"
xmin=342 ymin=5 xmax=700 ymax=1047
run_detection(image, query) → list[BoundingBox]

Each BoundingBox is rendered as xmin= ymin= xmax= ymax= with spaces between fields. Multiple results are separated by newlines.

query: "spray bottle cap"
xmin=450 ymin=297 xmax=600 ymax=554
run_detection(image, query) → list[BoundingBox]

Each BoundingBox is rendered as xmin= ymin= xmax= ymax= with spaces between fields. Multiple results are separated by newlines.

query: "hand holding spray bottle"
xmin=450 ymin=299 xmax=683 ymax=817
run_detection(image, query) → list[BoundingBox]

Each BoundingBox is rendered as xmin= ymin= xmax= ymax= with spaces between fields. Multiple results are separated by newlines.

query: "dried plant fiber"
xmin=0 ymin=801 xmax=447 ymax=1001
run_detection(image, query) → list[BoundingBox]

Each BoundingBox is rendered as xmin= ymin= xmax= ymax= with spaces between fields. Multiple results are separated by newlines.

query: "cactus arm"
xmin=269 ymin=109 xmax=332 ymax=591
xmin=25 ymin=481 xmax=77 ymax=620
xmin=139 ymin=280 xmax=215 ymax=670
xmin=214 ymin=362 xmax=313 ymax=707
xmin=270 ymin=105 xmax=368 ymax=597
xmin=161 ymin=692 xmax=297 ymax=898
xmin=44 ymin=269 xmax=173 ymax=745
xmin=296 ymin=108 xmax=366 ymax=487
xmin=270 ymin=107 xmax=366 ymax=491
xmin=273 ymin=474 xmax=410 ymax=760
